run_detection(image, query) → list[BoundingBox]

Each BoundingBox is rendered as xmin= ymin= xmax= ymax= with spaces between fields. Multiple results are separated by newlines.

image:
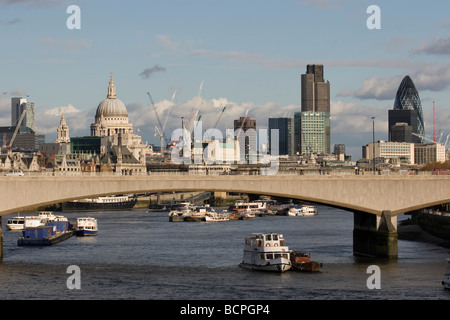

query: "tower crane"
xmin=204 ymin=105 xmax=227 ymax=141
xmin=7 ymin=108 xmax=27 ymax=150
xmin=185 ymin=80 xmax=204 ymax=139
xmin=147 ymin=92 xmax=166 ymax=154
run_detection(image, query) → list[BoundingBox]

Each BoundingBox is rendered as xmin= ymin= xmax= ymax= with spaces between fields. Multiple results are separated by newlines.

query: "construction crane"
xmin=204 ymin=105 xmax=227 ymax=141
xmin=8 ymin=108 xmax=27 ymax=149
xmin=412 ymin=133 xmax=435 ymax=143
xmin=185 ymin=80 xmax=204 ymax=138
xmin=147 ymin=92 xmax=166 ymax=154
xmin=161 ymin=89 xmax=177 ymax=145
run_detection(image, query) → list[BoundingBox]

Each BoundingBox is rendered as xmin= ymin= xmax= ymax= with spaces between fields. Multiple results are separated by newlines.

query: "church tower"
xmin=56 ymin=112 xmax=70 ymax=143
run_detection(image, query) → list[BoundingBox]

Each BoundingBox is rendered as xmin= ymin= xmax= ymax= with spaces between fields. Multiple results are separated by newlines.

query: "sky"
xmin=0 ymin=0 xmax=450 ymax=160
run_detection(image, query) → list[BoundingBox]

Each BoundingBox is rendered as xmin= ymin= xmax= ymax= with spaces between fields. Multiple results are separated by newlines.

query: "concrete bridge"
xmin=1 ymin=174 xmax=449 ymax=258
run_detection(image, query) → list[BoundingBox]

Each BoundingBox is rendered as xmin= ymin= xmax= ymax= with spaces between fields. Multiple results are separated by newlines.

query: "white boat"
xmin=228 ymin=201 xmax=267 ymax=215
xmin=38 ymin=211 xmax=68 ymax=222
xmin=183 ymin=206 xmax=214 ymax=222
xmin=205 ymin=210 xmax=230 ymax=222
xmin=239 ymin=233 xmax=292 ymax=272
xmin=302 ymin=205 xmax=318 ymax=216
xmin=442 ymin=258 xmax=450 ymax=289
xmin=24 ymin=216 xmax=47 ymax=228
xmin=6 ymin=215 xmax=25 ymax=231
xmin=287 ymin=206 xmax=304 ymax=216
xmin=76 ymin=217 xmax=98 ymax=236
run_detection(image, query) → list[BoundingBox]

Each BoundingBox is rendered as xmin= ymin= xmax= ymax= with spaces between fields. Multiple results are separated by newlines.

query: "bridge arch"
xmin=1 ymin=174 xmax=449 ymax=259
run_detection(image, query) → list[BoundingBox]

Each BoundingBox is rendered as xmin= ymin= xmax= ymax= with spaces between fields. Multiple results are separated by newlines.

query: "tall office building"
xmin=11 ymin=97 xmax=35 ymax=132
xmin=299 ymin=64 xmax=331 ymax=154
xmin=388 ymin=75 xmax=424 ymax=143
xmin=268 ymin=117 xmax=294 ymax=156
xmin=234 ymin=116 xmax=257 ymax=162
xmin=301 ymin=64 xmax=330 ymax=113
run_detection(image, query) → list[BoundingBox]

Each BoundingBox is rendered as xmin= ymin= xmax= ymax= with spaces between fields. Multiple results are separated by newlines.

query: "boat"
xmin=228 ymin=201 xmax=267 ymax=216
xmin=285 ymin=204 xmax=318 ymax=216
xmin=239 ymin=233 xmax=292 ymax=272
xmin=17 ymin=217 xmax=74 ymax=246
xmin=76 ymin=217 xmax=98 ymax=236
xmin=23 ymin=215 xmax=47 ymax=228
xmin=183 ymin=206 xmax=215 ymax=222
xmin=168 ymin=202 xmax=195 ymax=222
xmin=290 ymin=250 xmax=322 ymax=272
xmin=205 ymin=210 xmax=230 ymax=222
xmin=287 ymin=206 xmax=304 ymax=216
xmin=6 ymin=215 xmax=25 ymax=231
xmin=61 ymin=195 xmax=137 ymax=211
xmin=442 ymin=258 xmax=450 ymax=289
xmin=302 ymin=205 xmax=318 ymax=216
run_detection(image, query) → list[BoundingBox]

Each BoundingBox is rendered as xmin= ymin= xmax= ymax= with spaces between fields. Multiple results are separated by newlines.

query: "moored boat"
xmin=76 ymin=217 xmax=98 ymax=236
xmin=6 ymin=215 xmax=25 ymax=231
xmin=442 ymin=258 xmax=450 ymax=289
xmin=302 ymin=205 xmax=318 ymax=216
xmin=228 ymin=201 xmax=267 ymax=216
xmin=61 ymin=195 xmax=137 ymax=212
xmin=168 ymin=202 xmax=195 ymax=222
xmin=18 ymin=217 xmax=74 ymax=246
xmin=239 ymin=233 xmax=292 ymax=272
xmin=183 ymin=206 xmax=215 ymax=222
xmin=287 ymin=206 xmax=304 ymax=216
xmin=205 ymin=210 xmax=230 ymax=222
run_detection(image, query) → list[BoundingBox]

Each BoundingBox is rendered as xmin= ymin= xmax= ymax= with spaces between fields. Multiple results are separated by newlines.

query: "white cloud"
xmin=35 ymin=104 xmax=89 ymax=136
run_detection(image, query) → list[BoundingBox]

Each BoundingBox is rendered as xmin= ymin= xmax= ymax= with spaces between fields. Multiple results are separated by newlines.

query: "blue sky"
xmin=1 ymin=0 xmax=450 ymax=159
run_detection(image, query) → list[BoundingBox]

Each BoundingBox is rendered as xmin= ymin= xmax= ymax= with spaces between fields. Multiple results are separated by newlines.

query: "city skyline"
xmin=0 ymin=0 xmax=449 ymax=159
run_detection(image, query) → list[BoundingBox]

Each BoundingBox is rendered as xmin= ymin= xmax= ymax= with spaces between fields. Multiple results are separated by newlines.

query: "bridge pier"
xmin=353 ymin=210 xmax=398 ymax=258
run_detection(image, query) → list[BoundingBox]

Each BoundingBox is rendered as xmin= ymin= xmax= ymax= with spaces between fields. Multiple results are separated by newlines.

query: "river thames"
xmin=1 ymin=205 xmax=449 ymax=309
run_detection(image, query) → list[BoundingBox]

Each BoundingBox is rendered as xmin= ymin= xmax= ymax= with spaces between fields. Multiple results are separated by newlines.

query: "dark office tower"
xmin=234 ymin=117 xmax=256 ymax=162
xmin=301 ymin=64 xmax=330 ymax=113
xmin=300 ymin=64 xmax=331 ymax=154
xmin=268 ymin=118 xmax=294 ymax=156
xmin=389 ymin=75 xmax=424 ymax=143
xmin=390 ymin=122 xmax=413 ymax=143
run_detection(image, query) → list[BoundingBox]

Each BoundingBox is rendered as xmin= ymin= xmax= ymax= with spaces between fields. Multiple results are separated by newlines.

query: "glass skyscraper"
xmin=390 ymin=75 xmax=424 ymax=143
xmin=268 ymin=117 xmax=294 ymax=156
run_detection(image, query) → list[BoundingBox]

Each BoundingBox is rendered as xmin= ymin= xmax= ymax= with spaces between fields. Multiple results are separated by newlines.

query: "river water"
xmin=1 ymin=206 xmax=449 ymax=306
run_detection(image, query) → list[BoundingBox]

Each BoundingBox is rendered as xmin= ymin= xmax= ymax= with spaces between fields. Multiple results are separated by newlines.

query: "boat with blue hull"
xmin=75 ymin=217 xmax=98 ymax=236
xmin=17 ymin=219 xmax=74 ymax=246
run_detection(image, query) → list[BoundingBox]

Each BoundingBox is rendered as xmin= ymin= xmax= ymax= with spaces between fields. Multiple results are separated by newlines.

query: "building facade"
xmin=234 ymin=116 xmax=257 ymax=162
xmin=415 ymin=143 xmax=446 ymax=164
xmin=268 ymin=117 xmax=294 ymax=156
xmin=300 ymin=112 xmax=330 ymax=155
xmin=363 ymin=141 xmax=415 ymax=165
xmin=299 ymin=64 xmax=331 ymax=154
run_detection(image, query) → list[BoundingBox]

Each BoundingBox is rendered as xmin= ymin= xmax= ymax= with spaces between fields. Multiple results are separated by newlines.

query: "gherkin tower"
xmin=392 ymin=75 xmax=424 ymax=143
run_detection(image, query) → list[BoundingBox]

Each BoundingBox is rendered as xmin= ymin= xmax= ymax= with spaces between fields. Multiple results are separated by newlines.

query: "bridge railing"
xmin=1 ymin=169 xmax=435 ymax=177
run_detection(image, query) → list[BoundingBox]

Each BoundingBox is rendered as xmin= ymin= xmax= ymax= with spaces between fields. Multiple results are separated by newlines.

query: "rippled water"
xmin=1 ymin=206 xmax=449 ymax=303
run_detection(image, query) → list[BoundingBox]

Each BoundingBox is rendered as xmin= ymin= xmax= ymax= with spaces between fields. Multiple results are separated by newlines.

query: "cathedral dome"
xmin=95 ymin=73 xmax=128 ymax=119
xmin=96 ymin=98 xmax=128 ymax=118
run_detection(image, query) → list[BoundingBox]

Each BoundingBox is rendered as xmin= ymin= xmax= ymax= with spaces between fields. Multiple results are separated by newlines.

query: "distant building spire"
xmin=56 ymin=112 xmax=70 ymax=143
xmin=107 ymin=72 xmax=116 ymax=99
